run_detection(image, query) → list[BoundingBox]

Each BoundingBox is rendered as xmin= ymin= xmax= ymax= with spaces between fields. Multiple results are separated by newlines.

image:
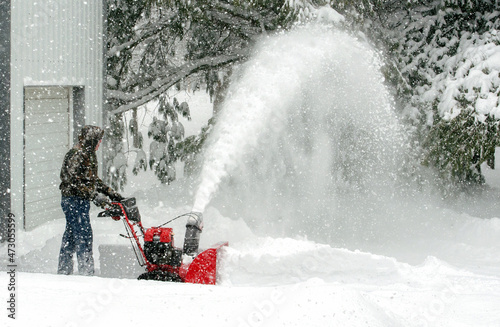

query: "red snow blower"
xmin=97 ymin=197 xmax=227 ymax=284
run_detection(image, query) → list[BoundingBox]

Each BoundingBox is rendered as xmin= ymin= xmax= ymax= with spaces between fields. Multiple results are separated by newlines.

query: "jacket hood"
xmin=78 ymin=125 xmax=104 ymax=150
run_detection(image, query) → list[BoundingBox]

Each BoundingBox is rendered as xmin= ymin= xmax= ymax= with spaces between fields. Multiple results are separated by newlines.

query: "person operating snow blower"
xmin=57 ymin=125 xmax=123 ymax=276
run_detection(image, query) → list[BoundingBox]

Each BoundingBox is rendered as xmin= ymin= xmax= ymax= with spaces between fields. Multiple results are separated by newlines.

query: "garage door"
xmin=24 ymin=87 xmax=70 ymax=230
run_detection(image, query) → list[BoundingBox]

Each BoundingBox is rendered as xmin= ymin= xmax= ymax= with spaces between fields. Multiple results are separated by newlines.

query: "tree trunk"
xmin=132 ymin=108 xmax=141 ymax=148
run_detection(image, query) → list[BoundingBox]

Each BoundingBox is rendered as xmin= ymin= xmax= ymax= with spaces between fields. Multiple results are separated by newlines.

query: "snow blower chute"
xmin=97 ymin=197 xmax=227 ymax=284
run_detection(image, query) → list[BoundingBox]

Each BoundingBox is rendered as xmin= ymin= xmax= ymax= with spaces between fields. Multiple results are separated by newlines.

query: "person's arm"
xmin=95 ymin=178 xmax=124 ymax=201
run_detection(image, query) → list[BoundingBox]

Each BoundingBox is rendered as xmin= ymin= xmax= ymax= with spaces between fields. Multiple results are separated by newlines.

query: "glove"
xmin=108 ymin=192 xmax=124 ymax=202
xmin=92 ymin=193 xmax=108 ymax=208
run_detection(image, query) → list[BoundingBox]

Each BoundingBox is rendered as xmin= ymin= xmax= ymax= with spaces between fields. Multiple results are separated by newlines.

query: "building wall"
xmin=0 ymin=0 xmax=11 ymax=241
xmin=10 ymin=0 xmax=105 ymax=230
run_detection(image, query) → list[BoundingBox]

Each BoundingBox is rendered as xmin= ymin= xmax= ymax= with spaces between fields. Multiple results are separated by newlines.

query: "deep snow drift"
xmin=2 ymin=25 xmax=500 ymax=327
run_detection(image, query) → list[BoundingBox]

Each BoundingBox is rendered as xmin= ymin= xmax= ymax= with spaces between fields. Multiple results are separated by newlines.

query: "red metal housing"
xmin=144 ymin=227 xmax=174 ymax=244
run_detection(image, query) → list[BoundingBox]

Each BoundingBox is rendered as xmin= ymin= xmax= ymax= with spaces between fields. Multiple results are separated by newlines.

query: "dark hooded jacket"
xmin=59 ymin=125 xmax=118 ymax=200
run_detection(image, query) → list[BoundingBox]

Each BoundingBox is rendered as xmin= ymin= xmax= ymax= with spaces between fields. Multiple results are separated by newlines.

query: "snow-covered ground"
xmin=4 ymin=255 xmax=500 ymax=327
xmin=2 ymin=25 xmax=500 ymax=327
xmin=2 ymin=205 xmax=500 ymax=327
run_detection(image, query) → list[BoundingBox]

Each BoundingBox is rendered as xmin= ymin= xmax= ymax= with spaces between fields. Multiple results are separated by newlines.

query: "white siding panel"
xmin=25 ymin=111 xmax=68 ymax=126
xmin=25 ymin=169 xmax=59 ymax=191
xmin=25 ymin=158 xmax=59 ymax=175
xmin=25 ymin=182 xmax=60 ymax=203
xmin=25 ymin=137 xmax=68 ymax=160
xmin=24 ymin=184 xmax=66 ymax=227
xmin=24 ymin=86 xmax=70 ymax=230
xmin=25 ymin=202 xmax=61 ymax=220
xmin=25 ymin=135 xmax=68 ymax=152
xmin=26 ymin=159 xmax=65 ymax=175
xmin=25 ymin=119 xmax=68 ymax=136
xmin=25 ymin=87 xmax=69 ymax=100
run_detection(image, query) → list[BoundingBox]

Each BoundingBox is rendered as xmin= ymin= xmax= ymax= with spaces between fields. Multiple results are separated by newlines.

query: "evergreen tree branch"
xmin=107 ymin=17 xmax=177 ymax=58
xmin=108 ymin=50 xmax=249 ymax=115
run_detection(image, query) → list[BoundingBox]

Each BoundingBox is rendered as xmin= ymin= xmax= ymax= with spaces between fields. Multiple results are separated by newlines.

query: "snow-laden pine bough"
xmin=97 ymin=197 xmax=228 ymax=284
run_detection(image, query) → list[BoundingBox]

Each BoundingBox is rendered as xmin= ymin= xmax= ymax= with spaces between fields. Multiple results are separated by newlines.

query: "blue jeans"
xmin=57 ymin=196 xmax=94 ymax=275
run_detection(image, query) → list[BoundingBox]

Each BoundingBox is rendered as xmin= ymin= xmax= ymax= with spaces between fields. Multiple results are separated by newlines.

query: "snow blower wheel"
xmin=137 ymin=270 xmax=183 ymax=282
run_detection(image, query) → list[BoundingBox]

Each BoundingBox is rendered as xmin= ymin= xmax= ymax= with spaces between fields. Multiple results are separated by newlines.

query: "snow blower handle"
xmin=97 ymin=203 xmax=123 ymax=220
